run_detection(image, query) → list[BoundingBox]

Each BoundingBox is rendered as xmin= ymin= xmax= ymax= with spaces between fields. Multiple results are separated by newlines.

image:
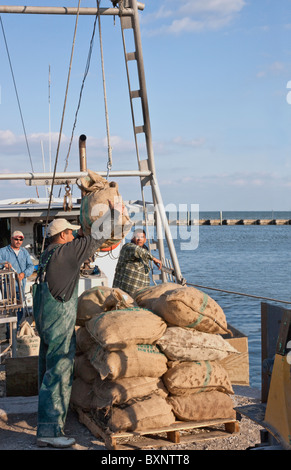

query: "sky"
xmin=1 ymin=0 xmax=291 ymax=211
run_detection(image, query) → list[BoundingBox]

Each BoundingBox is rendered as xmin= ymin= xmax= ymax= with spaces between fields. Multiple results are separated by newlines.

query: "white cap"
xmin=12 ymin=230 xmax=24 ymax=238
xmin=47 ymin=219 xmax=80 ymax=237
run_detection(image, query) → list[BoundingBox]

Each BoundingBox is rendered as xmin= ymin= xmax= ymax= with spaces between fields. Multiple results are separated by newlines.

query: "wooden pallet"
xmin=73 ymin=406 xmax=240 ymax=450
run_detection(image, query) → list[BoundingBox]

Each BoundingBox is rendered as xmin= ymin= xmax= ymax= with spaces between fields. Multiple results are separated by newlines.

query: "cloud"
xmin=142 ymin=0 xmax=246 ymax=35
xmin=0 ymin=128 xmax=139 ymax=173
xmin=172 ymin=136 xmax=205 ymax=147
xmin=159 ymin=170 xmax=291 ymax=189
xmin=256 ymin=61 xmax=285 ymax=79
xmin=0 ymin=129 xmax=65 ymax=151
xmin=0 ymin=130 xmax=18 ymax=146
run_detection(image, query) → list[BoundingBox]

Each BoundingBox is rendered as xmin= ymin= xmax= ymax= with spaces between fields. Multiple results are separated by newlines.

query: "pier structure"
xmin=189 ymin=219 xmax=291 ymax=226
xmin=132 ymin=218 xmax=291 ymax=226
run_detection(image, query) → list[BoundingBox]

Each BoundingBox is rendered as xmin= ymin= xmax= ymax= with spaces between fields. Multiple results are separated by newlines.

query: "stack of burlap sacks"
xmin=135 ymin=283 xmax=239 ymax=423
xmin=70 ymin=286 xmax=173 ymax=431
xmin=70 ymin=283 xmax=239 ymax=432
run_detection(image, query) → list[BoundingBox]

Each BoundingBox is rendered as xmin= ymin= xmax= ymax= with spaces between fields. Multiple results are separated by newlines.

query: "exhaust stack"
xmin=79 ymin=134 xmax=87 ymax=198
xmin=79 ymin=134 xmax=87 ymax=172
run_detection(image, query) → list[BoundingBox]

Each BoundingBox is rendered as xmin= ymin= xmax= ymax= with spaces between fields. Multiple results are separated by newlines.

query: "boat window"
xmin=33 ymin=219 xmax=80 ymax=258
xmin=0 ymin=218 xmax=11 ymax=248
xmin=33 ymin=222 xmax=50 ymax=257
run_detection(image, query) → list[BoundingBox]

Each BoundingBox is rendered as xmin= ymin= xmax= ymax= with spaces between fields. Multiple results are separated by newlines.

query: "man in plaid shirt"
xmin=113 ymin=228 xmax=162 ymax=296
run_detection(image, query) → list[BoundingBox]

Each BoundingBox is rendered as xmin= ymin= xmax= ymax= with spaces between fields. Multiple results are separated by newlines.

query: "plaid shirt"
xmin=113 ymin=242 xmax=154 ymax=296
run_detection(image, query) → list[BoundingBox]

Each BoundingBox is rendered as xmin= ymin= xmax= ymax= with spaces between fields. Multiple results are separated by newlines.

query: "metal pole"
xmin=151 ymin=175 xmax=183 ymax=283
xmin=127 ymin=0 xmax=166 ymax=279
xmin=0 ymin=4 xmax=145 ymax=15
xmin=0 ymin=170 xmax=152 ymax=181
xmin=128 ymin=0 xmax=156 ymax=176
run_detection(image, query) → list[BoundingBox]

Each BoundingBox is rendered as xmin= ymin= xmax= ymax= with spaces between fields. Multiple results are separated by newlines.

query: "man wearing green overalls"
xmin=33 ymin=202 xmax=124 ymax=448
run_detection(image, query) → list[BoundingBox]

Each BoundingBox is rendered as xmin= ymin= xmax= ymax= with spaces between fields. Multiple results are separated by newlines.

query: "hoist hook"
xmin=63 ymin=181 xmax=73 ymax=212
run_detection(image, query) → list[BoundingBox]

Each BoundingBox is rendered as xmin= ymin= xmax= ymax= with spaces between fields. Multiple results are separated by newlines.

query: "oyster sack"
xmin=134 ymin=282 xmax=184 ymax=310
xmin=157 ymin=327 xmax=239 ymax=361
xmin=16 ymin=320 xmax=40 ymax=357
xmin=87 ymin=343 xmax=168 ymax=380
xmin=85 ymin=308 xmax=167 ymax=350
xmin=152 ymin=286 xmax=229 ymax=334
xmin=76 ymin=326 xmax=96 ymax=354
xmin=168 ymin=390 xmax=236 ymax=422
xmin=97 ymin=394 xmax=175 ymax=432
xmin=70 ymin=377 xmax=93 ymax=412
xmin=77 ymin=170 xmax=132 ymax=249
xmin=74 ymin=353 xmax=99 ymax=384
xmin=163 ymin=360 xmax=234 ymax=395
xmin=77 ymin=286 xmax=135 ymax=326
xmin=92 ymin=375 xmax=167 ymax=409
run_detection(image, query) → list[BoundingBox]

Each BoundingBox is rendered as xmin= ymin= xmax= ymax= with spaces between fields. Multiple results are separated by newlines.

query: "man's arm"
xmin=66 ymin=203 xmax=125 ymax=267
xmin=22 ymin=249 xmax=34 ymax=279
xmin=0 ymin=247 xmax=10 ymax=268
xmin=133 ymin=245 xmax=162 ymax=270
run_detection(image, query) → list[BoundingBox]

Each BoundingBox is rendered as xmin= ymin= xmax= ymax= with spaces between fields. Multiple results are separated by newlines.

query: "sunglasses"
xmin=13 ymin=237 xmax=24 ymax=241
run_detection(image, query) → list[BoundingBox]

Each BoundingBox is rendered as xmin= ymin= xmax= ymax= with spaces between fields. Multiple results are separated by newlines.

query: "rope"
xmin=57 ymin=7 xmax=99 ymax=198
xmin=97 ymin=0 xmax=112 ymax=179
xmin=62 ymin=9 xmax=99 ymax=176
xmin=185 ymin=281 xmax=291 ymax=305
xmin=41 ymin=0 xmax=82 ymax=252
xmin=0 ymin=15 xmax=39 ymax=198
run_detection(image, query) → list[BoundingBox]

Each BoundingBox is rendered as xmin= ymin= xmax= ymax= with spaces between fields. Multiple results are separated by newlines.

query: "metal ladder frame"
xmin=119 ymin=0 xmax=183 ymax=283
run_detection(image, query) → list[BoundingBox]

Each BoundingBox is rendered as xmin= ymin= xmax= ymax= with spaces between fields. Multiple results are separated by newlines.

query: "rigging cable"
xmin=0 ymin=15 xmax=39 ymax=198
xmin=41 ymin=0 xmax=82 ymax=252
xmin=185 ymin=281 xmax=291 ymax=305
xmin=97 ymin=0 xmax=113 ymax=179
xmin=62 ymin=8 xmax=99 ymax=177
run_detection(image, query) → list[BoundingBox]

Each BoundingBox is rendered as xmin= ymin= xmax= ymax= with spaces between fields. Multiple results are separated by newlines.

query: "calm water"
xmin=159 ymin=212 xmax=291 ymax=389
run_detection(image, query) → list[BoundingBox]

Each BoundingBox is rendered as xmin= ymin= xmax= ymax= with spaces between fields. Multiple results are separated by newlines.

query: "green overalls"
xmin=33 ymin=246 xmax=78 ymax=438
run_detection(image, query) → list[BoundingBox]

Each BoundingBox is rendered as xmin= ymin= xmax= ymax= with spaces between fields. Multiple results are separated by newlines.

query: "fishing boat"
xmin=0 ymin=0 xmax=290 ymax=451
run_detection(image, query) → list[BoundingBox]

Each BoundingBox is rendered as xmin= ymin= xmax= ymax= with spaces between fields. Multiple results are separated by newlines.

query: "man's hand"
xmin=153 ymin=257 xmax=162 ymax=270
xmin=18 ymin=272 xmax=25 ymax=281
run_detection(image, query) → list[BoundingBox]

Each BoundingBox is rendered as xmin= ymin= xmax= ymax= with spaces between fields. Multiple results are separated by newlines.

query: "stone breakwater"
xmin=132 ymin=218 xmax=291 ymax=226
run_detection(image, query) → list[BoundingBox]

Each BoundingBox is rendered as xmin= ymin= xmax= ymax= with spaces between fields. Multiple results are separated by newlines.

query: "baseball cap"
xmin=12 ymin=230 xmax=24 ymax=239
xmin=47 ymin=219 xmax=80 ymax=237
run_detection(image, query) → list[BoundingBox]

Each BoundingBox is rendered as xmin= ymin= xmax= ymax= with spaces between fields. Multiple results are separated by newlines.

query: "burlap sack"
xmin=163 ymin=360 xmax=234 ymax=395
xmin=96 ymin=394 xmax=175 ymax=432
xmin=87 ymin=343 xmax=168 ymax=380
xmin=74 ymin=353 xmax=99 ymax=383
xmin=70 ymin=377 xmax=93 ymax=411
xmin=152 ymin=286 xmax=230 ymax=334
xmin=102 ymin=289 xmax=137 ymax=312
xmin=77 ymin=286 xmax=135 ymax=326
xmin=77 ymin=170 xmax=132 ymax=249
xmin=76 ymin=326 xmax=96 ymax=354
xmin=85 ymin=308 xmax=167 ymax=350
xmin=16 ymin=320 xmax=40 ymax=357
xmin=134 ymin=282 xmax=184 ymax=310
xmin=157 ymin=327 xmax=239 ymax=362
xmin=168 ymin=391 xmax=236 ymax=422
xmin=92 ymin=376 xmax=167 ymax=409
xmin=16 ymin=336 xmax=40 ymax=357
